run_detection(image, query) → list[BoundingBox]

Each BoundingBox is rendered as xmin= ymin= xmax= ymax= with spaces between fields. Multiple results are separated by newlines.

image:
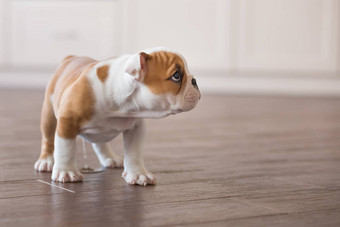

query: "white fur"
xmin=92 ymin=143 xmax=123 ymax=168
xmin=34 ymin=155 xmax=54 ymax=172
xmin=51 ymin=47 xmax=199 ymax=185
xmin=52 ymin=133 xmax=83 ymax=182
xmin=122 ymin=120 xmax=155 ymax=186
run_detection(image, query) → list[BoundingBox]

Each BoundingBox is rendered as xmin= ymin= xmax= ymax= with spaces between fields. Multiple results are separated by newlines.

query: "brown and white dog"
xmin=34 ymin=47 xmax=200 ymax=186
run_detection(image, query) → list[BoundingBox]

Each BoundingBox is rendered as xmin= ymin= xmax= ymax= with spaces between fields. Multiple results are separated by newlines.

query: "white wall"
xmin=122 ymin=0 xmax=232 ymax=71
xmin=10 ymin=0 xmax=123 ymax=67
xmin=122 ymin=0 xmax=340 ymax=73
xmin=235 ymin=0 xmax=339 ymax=72
xmin=0 ymin=0 xmax=340 ymax=95
xmin=0 ymin=0 xmax=5 ymax=66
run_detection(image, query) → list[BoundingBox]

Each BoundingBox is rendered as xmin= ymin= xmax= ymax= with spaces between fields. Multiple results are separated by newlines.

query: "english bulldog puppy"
xmin=34 ymin=47 xmax=200 ymax=185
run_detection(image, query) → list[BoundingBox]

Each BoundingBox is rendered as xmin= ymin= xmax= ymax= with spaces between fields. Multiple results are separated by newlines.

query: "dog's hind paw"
xmin=34 ymin=156 xmax=54 ymax=172
xmin=102 ymin=157 xmax=124 ymax=168
xmin=122 ymin=169 xmax=156 ymax=186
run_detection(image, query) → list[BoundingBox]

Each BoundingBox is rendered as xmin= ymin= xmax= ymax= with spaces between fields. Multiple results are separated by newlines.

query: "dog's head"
xmin=124 ymin=48 xmax=200 ymax=117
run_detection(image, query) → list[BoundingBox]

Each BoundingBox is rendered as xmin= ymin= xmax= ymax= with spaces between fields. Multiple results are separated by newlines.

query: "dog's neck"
xmin=106 ymin=56 xmax=136 ymax=106
xmin=89 ymin=55 xmax=172 ymax=119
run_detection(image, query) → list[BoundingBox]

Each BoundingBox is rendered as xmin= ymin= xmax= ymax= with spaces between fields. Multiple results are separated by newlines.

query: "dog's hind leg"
xmin=92 ymin=142 xmax=124 ymax=168
xmin=34 ymin=93 xmax=56 ymax=172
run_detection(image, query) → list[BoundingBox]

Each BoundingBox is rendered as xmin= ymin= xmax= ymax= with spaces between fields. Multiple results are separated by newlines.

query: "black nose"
xmin=191 ymin=78 xmax=201 ymax=99
xmin=192 ymin=78 xmax=197 ymax=87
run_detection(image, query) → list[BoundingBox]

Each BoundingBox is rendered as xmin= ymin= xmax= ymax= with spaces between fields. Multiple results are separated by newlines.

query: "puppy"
xmin=34 ymin=47 xmax=200 ymax=185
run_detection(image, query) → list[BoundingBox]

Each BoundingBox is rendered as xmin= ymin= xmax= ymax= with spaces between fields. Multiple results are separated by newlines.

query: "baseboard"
xmin=1 ymin=70 xmax=340 ymax=97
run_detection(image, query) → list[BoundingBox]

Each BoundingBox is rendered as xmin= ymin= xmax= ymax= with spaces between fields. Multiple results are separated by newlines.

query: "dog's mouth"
xmin=171 ymin=109 xmax=184 ymax=114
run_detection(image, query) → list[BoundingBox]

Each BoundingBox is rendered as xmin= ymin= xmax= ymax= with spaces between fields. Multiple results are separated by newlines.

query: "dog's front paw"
xmin=122 ymin=169 xmax=156 ymax=186
xmin=102 ymin=156 xmax=124 ymax=169
xmin=51 ymin=166 xmax=84 ymax=183
xmin=34 ymin=156 xmax=54 ymax=172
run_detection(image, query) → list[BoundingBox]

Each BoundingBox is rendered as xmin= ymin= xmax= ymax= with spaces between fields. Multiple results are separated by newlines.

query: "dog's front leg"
xmin=122 ymin=119 xmax=156 ymax=186
xmin=51 ymin=133 xmax=84 ymax=182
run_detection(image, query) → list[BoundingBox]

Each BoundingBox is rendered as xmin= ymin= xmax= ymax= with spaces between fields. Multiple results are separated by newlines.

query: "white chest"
xmin=80 ymin=116 xmax=137 ymax=143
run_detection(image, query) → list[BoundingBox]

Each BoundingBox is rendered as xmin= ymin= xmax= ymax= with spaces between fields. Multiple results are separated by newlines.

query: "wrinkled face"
xmin=140 ymin=51 xmax=200 ymax=113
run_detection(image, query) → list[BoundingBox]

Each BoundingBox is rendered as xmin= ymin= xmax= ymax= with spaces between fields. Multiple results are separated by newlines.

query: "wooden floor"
xmin=1 ymin=89 xmax=340 ymax=227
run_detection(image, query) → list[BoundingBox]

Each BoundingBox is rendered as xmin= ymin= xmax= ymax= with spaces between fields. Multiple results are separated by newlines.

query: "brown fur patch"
xmin=39 ymin=94 xmax=57 ymax=159
xmin=143 ymin=51 xmax=187 ymax=95
xmin=41 ymin=56 xmax=97 ymax=140
xmin=55 ymin=65 xmax=96 ymax=139
xmin=52 ymin=57 xmax=96 ymax=111
xmin=96 ymin=65 xmax=110 ymax=82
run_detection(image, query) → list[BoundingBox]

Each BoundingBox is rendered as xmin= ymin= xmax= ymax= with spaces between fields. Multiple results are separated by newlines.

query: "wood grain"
xmin=0 ymin=88 xmax=340 ymax=226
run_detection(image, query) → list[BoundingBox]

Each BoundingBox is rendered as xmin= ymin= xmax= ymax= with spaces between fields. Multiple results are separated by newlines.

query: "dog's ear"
xmin=124 ymin=52 xmax=150 ymax=82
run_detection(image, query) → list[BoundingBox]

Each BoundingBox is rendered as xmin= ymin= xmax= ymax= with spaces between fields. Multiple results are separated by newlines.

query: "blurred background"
xmin=0 ymin=0 xmax=339 ymax=95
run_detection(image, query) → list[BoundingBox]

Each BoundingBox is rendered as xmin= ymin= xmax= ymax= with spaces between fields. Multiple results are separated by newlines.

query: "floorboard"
xmin=0 ymin=89 xmax=340 ymax=226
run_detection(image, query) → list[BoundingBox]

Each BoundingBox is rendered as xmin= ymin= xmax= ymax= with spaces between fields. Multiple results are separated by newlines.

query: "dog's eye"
xmin=170 ymin=71 xmax=182 ymax=82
